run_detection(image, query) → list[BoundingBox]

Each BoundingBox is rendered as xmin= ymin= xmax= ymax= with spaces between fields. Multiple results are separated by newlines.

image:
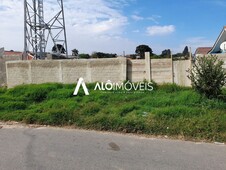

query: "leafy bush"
xmin=80 ymin=102 xmax=101 ymax=116
xmin=187 ymin=55 xmax=226 ymax=98
xmin=158 ymin=83 xmax=188 ymax=93
xmin=0 ymin=87 xmax=6 ymax=94
xmin=48 ymin=108 xmax=74 ymax=125
xmin=47 ymin=89 xmax=73 ymax=99
xmin=0 ymin=101 xmax=27 ymax=110
xmin=118 ymin=104 xmax=139 ymax=116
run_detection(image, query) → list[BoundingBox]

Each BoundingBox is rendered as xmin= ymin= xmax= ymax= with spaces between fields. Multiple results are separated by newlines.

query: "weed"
xmin=0 ymin=83 xmax=226 ymax=142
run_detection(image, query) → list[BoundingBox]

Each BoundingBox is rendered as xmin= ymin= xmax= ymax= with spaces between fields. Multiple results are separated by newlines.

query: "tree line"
xmin=61 ymin=44 xmax=190 ymax=60
xmin=131 ymin=44 xmax=190 ymax=59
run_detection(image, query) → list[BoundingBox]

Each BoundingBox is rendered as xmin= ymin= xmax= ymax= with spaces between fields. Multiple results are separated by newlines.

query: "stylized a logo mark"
xmin=73 ymin=78 xmax=89 ymax=96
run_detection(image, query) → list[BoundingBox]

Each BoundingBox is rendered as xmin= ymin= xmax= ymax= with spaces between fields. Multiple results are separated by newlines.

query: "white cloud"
xmin=131 ymin=15 xmax=144 ymax=21
xmin=147 ymin=15 xmax=161 ymax=24
xmin=185 ymin=37 xmax=213 ymax=47
xmin=178 ymin=37 xmax=214 ymax=53
xmin=0 ymin=0 xmax=23 ymax=50
xmin=63 ymin=0 xmax=128 ymax=35
xmin=0 ymin=0 xmax=136 ymax=54
xmin=146 ymin=25 xmax=175 ymax=36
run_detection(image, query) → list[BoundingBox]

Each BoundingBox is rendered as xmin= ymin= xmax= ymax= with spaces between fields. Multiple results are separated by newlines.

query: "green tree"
xmin=72 ymin=48 xmax=79 ymax=56
xmin=79 ymin=53 xmax=90 ymax=59
xmin=172 ymin=53 xmax=183 ymax=59
xmin=135 ymin=45 xmax=153 ymax=59
xmin=183 ymin=46 xmax=189 ymax=59
xmin=161 ymin=49 xmax=171 ymax=58
xmin=187 ymin=55 xmax=226 ymax=98
xmin=91 ymin=52 xmax=117 ymax=58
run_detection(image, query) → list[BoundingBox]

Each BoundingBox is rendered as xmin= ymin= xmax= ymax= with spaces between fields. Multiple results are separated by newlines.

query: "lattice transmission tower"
xmin=23 ymin=0 xmax=68 ymax=60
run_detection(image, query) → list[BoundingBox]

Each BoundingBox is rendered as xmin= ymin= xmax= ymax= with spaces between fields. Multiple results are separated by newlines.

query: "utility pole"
xmin=23 ymin=0 xmax=68 ymax=60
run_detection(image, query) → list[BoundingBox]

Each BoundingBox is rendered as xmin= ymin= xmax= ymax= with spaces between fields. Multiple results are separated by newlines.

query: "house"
xmin=0 ymin=48 xmax=23 ymax=60
xmin=4 ymin=50 xmax=23 ymax=57
xmin=209 ymin=26 xmax=226 ymax=54
xmin=195 ymin=47 xmax=212 ymax=57
xmin=195 ymin=26 xmax=226 ymax=57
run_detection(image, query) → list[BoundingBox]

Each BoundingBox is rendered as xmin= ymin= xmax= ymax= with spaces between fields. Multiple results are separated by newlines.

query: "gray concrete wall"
xmin=6 ymin=58 xmax=127 ymax=88
xmin=7 ymin=54 xmax=226 ymax=88
xmin=127 ymin=56 xmax=191 ymax=85
xmin=173 ymin=60 xmax=191 ymax=86
xmin=0 ymin=55 xmax=22 ymax=86
xmin=61 ymin=58 xmax=127 ymax=83
xmin=0 ymin=57 xmax=5 ymax=85
xmin=151 ymin=59 xmax=173 ymax=84
xmin=127 ymin=59 xmax=146 ymax=82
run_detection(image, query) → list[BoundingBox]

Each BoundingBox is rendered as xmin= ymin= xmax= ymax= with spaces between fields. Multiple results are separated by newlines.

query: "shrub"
xmin=80 ymin=102 xmax=101 ymax=116
xmin=0 ymin=101 xmax=27 ymax=110
xmin=0 ymin=87 xmax=6 ymax=94
xmin=118 ymin=104 xmax=139 ymax=116
xmin=1 ymin=83 xmax=226 ymax=142
xmin=187 ymin=55 xmax=226 ymax=98
xmin=26 ymin=88 xmax=49 ymax=102
xmin=158 ymin=83 xmax=187 ymax=93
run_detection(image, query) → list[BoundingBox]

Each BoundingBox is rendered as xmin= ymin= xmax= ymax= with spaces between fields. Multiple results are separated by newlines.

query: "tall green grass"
xmin=0 ymin=83 xmax=225 ymax=142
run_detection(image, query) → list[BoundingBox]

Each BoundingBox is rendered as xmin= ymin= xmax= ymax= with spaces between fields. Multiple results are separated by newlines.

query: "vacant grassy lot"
xmin=0 ymin=83 xmax=226 ymax=142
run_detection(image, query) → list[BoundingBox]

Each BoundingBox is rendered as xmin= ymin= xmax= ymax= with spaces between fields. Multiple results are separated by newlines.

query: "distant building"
xmin=4 ymin=51 xmax=23 ymax=57
xmin=2 ymin=49 xmax=23 ymax=59
xmin=209 ymin=26 xmax=226 ymax=54
xmin=195 ymin=47 xmax=212 ymax=57
xmin=195 ymin=26 xmax=226 ymax=57
xmin=0 ymin=48 xmax=23 ymax=60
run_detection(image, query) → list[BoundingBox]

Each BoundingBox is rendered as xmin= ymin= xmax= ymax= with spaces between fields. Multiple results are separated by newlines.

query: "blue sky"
xmin=0 ymin=0 xmax=226 ymax=55
xmin=123 ymin=0 xmax=226 ymax=54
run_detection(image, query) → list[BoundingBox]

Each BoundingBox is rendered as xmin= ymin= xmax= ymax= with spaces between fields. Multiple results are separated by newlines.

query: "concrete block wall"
xmin=61 ymin=60 xmax=89 ymax=84
xmin=151 ymin=59 xmax=173 ymax=84
xmin=127 ymin=56 xmax=191 ymax=86
xmin=0 ymin=55 xmax=22 ymax=86
xmin=6 ymin=58 xmax=127 ymax=88
xmin=0 ymin=57 xmax=5 ymax=85
xmin=6 ymin=61 xmax=30 ymax=87
xmin=89 ymin=58 xmax=126 ymax=83
xmin=127 ymin=52 xmax=151 ymax=82
xmin=61 ymin=58 xmax=127 ymax=83
xmin=173 ymin=60 xmax=191 ymax=86
xmin=8 ymin=54 xmax=222 ymax=88
xmin=127 ymin=59 xmax=146 ymax=82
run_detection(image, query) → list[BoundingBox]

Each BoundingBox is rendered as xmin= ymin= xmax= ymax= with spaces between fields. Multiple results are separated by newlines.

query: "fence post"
xmin=189 ymin=47 xmax=193 ymax=86
xmin=171 ymin=51 xmax=174 ymax=84
xmin=145 ymin=52 xmax=151 ymax=81
xmin=189 ymin=47 xmax=192 ymax=70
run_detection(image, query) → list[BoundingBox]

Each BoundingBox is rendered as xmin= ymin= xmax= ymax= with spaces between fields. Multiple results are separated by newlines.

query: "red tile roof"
xmin=4 ymin=51 xmax=23 ymax=56
xmin=195 ymin=47 xmax=212 ymax=55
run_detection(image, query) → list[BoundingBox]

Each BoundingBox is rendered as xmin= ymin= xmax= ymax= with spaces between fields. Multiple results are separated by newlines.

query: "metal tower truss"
xmin=24 ymin=0 xmax=68 ymax=60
